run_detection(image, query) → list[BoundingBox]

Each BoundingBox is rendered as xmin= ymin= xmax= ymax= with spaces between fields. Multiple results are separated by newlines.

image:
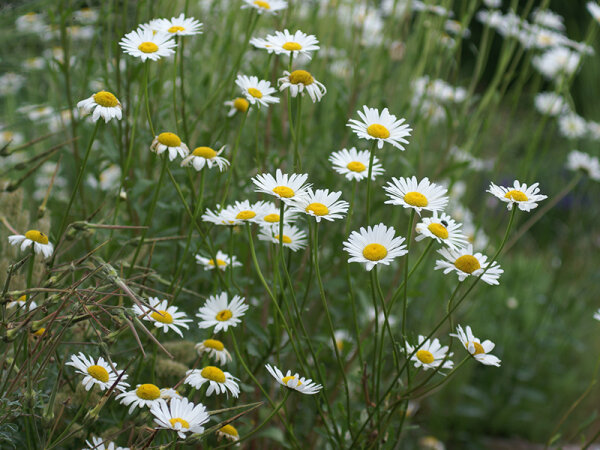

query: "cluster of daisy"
xmin=411 ymin=76 xmax=467 ymax=124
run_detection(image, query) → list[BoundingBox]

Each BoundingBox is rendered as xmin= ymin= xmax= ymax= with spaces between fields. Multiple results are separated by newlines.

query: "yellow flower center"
xmin=403 ymin=192 xmax=428 ymax=207
xmin=289 ymin=70 xmax=314 ymax=85
xmin=362 ymin=243 xmax=388 ymax=261
xmin=454 ymin=255 xmax=481 ymax=274
xmin=33 ymin=327 xmax=46 ymax=336
xmin=504 ymin=190 xmax=528 ymax=202
xmin=18 ymin=295 xmax=27 ymax=302
xmin=305 ymin=202 xmax=329 ymax=216
xmin=282 ymin=42 xmax=302 ymax=51
xmin=151 ymin=310 xmax=174 ymax=324
xmin=136 ymin=383 xmax=161 ymax=400
xmin=275 ymin=234 xmax=292 ymax=244
xmin=168 ymin=25 xmax=185 ymax=33
xmin=366 ymin=123 xmax=390 ymax=139
xmin=201 ymin=366 xmax=226 ymax=383
xmin=263 ymin=213 xmax=280 ymax=223
xmin=208 ymin=259 xmax=228 ymax=267
xmin=138 ymin=41 xmax=159 ymax=53
xmin=427 ymin=223 xmax=448 ymax=239
xmin=467 ymin=341 xmax=485 ymax=355
xmin=203 ymin=339 xmax=225 ymax=351
xmin=247 ymin=87 xmax=263 ymax=99
xmin=347 ymin=161 xmax=366 ymax=172
xmin=282 ymin=375 xmax=302 ymax=385
xmin=193 ymin=146 xmax=217 ymax=158
xmin=416 ymin=350 xmax=434 ymax=364
xmin=233 ymin=97 xmax=250 ymax=112
xmin=254 ymin=0 xmax=271 ymax=8
xmin=25 ymin=230 xmax=49 ymax=245
xmin=87 ymin=364 xmax=109 ymax=382
xmin=157 ymin=132 xmax=182 ymax=147
xmin=93 ymin=91 xmax=119 ymax=107
xmin=216 ymin=309 xmax=233 ymax=321
xmin=236 ymin=210 xmax=256 ymax=220
xmin=169 ymin=417 xmax=190 ymax=429
xmin=273 ymin=186 xmax=295 ymax=198
xmin=220 ymin=424 xmax=239 ymax=437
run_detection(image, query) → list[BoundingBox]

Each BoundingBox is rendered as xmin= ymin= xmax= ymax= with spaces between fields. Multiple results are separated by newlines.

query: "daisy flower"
xmin=290 ymin=188 xmax=349 ymax=222
xmin=265 ymin=364 xmax=322 ymax=395
xmin=196 ymin=292 xmax=249 ymax=333
xmin=8 ymin=230 xmax=54 ymax=258
xmin=251 ymin=30 xmax=319 ymax=59
xmin=278 ymin=70 xmax=326 ymax=102
xmin=202 ymin=206 xmax=236 ymax=226
xmin=258 ymin=224 xmax=308 ymax=252
xmin=226 ymin=200 xmax=269 ymax=225
xmin=217 ymin=424 xmax=240 ymax=443
xmin=588 ymin=2 xmax=600 ymax=22
xmin=329 ymin=147 xmax=384 ymax=181
xmin=7 ymin=295 xmax=37 ymax=311
xmin=487 ymin=180 xmax=547 ymax=212
xmin=150 ymin=132 xmax=189 ymax=161
xmin=434 ymin=244 xmax=503 ymax=285
xmin=181 ymin=145 xmax=229 ymax=171
xmin=343 ymin=223 xmax=408 ymax=271
xmin=256 ymin=203 xmax=299 ymax=227
xmin=594 ymin=309 xmax=600 ymax=321
xmin=558 ymin=113 xmax=587 ymax=139
xmin=116 ymin=383 xmax=165 ymax=414
xmin=83 ymin=437 xmax=129 ymax=450
xmin=405 ymin=336 xmax=454 ymax=371
xmin=252 ymin=168 xmax=310 ymax=205
xmin=66 ymin=352 xmax=129 ymax=392
xmin=195 ymin=250 xmax=241 ymax=271
xmin=224 ymin=97 xmax=250 ymax=116
xmin=151 ymin=13 xmax=203 ymax=36
xmin=196 ymin=338 xmax=232 ymax=365
xmin=534 ymin=92 xmax=567 ymax=116
xmin=383 ymin=176 xmax=449 ymax=215
xmin=451 ymin=325 xmax=501 ymax=367
xmin=160 ymin=388 xmax=182 ymax=400
xmin=119 ymin=28 xmax=176 ymax=61
xmin=77 ymin=91 xmax=122 ymax=123
xmin=133 ymin=297 xmax=192 ymax=338
xmin=347 ymin=105 xmax=412 ymax=150
xmin=185 ymin=366 xmax=240 ymax=397
xmin=415 ymin=212 xmax=468 ymax=250
xmin=241 ymin=0 xmax=287 ymax=14
xmin=150 ymin=397 xmax=209 ymax=439
xmin=567 ymin=150 xmax=600 ymax=181
xmin=235 ymin=75 xmax=279 ymax=108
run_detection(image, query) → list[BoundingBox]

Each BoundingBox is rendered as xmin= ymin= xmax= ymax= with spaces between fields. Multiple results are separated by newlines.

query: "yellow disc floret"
xmin=366 ymin=123 xmax=390 ymax=139
xmin=254 ymin=0 xmax=271 ymax=8
xmin=138 ymin=41 xmax=159 ymax=53
xmin=87 ymin=364 xmax=109 ymax=382
xmin=275 ymin=234 xmax=292 ymax=244
xmin=454 ymin=255 xmax=481 ymax=274
xmin=427 ymin=223 xmax=449 ymax=239
xmin=236 ymin=210 xmax=256 ymax=220
xmin=169 ymin=417 xmax=190 ymax=429
xmin=193 ymin=147 xmax=217 ymax=158
xmin=305 ymin=202 xmax=329 ymax=216
xmin=347 ymin=161 xmax=366 ymax=172
xmin=403 ymin=192 xmax=428 ymax=207
xmin=468 ymin=341 xmax=485 ymax=355
xmin=25 ymin=230 xmax=49 ymax=245
xmin=282 ymin=375 xmax=302 ymax=386
xmin=216 ymin=309 xmax=233 ymax=322
xmin=247 ymin=88 xmax=263 ymax=99
xmin=504 ymin=190 xmax=528 ymax=202
xmin=289 ymin=70 xmax=314 ymax=85
xmin=151 ymin=310 xmax=174 ymax=324
xmin=273 ymin=186 xmax=295 ymax=198
xmin=208 ymin=259 xmax=228 ymax=267
xmin=201 ymin=366 xmax=226 ymax=383
xmin=203 ymin=339 xmax=225 ymax=351
xmin=282 ymin=42 xmax=302 ymax=51
xmin=362 ymin=243 xmax=388 ymax=261
xmin=136 ymin=383 xmax=161 ymax=400
xmin=157 ymin=132 xmax=182 ymax=147
xmin=416 ymin=350 xmax=434 ymax=364
xmin=220 ymin=424 xmax=239 ymax=437
xmin=263 ymin=213 xmax=280 ymax=223
xmin=233 ymin=97 xmax=250 ymax=112
xmin=168 ymin=25 xmax=185 ymax=33
xmin=93 ymin=91 xmax=119 ymax=107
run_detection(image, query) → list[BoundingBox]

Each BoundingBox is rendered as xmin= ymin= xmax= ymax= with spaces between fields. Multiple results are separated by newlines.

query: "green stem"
xmin=293 ymin=95 xmax=302 ymax=171
xmin=221 ymin=111 xmax=248 ymax=205
xmin=401 ymin=210 xmax=415 ymax=342
xmin=144 ymin=61 xmax=155 ymax=137
xmin=365 ymin=141 xmax=377 ymax=225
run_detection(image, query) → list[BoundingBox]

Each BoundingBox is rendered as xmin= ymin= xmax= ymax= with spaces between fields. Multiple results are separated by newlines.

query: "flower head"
xmin=278 ymin=70 xmax=326 ymax=102
xmin=347 ymin=105 xmax=412 ymax=150
xmin=8 ymin=230 xmax=54 ymax=259
xmin=241 ymin=0 xmax=287 ymax=14
xmin=151 ymin=132 xmax=189 ymax=161
xmin=185 ymin=366 xmax=240 ymax=397
xmin=252 ymin=168 xmax=310 ymax=205
xmin=235 ymin=75 xmax=279 ymax=108
xmin=133 ymin=297 xmax=192 ymax=337
xmin=329 ymin=147 xmax=384 ymax=181
xmin=181 ymin=145 xmax=229 ymax=171
xmin=151 ymin=13 xmax=203 ymax=36
xmin=224 ymin=97 xmax=250 ymax=117
xmin=383 ymin=176 xmax=449 ymax=215
xmin=265 ymin=364 xmax=322 ymax=394
xmin=256 ymin=203 xmax=299 ymax=227
xmin=487 ymin=180 xmax=547 ymax=212
xmin=77 ymin=91 xmax=122 ymax=122
xmin=343 ymin=223 xmax=408 ymax=271
xmin=119 ymin=28 xmax=176 ymax=61
xmin=566 ymin=150 xmax=600 ymax=181
xmin=150 ymin=397 xmax=209 ymax=439
xmin=116 ymin=383 xmax=165 ymax=414
xmin=251 ymin=30 xmax=319 ymax=59
xmin=451 ymin=325 xmax=501 ymax=366
xmin=196 ymin=292 xmax=248 ymax=332
xmin=66 ymin=352 xmax=129 ymax=392
xmin=434 ymin=244 xmax=503 ymax=285
xmin=83 ymin=437 xmax=129 ymax=450
xmin=405 ymin=336 xmax=454 ymax=371
xmin=195 ymin=250 xmax=241 ymax=271
xmin=217 ymin=424 xmax=240 ymax=442
xmin=258 ymin=224 xmax=308 ymax=252
xmin=196 ymin=338 xmax=232 ymax=365
xmin=415 ymin=212 xmax=468 ymax=250
xmin=290 ymin=188 xmax=349 ymax=222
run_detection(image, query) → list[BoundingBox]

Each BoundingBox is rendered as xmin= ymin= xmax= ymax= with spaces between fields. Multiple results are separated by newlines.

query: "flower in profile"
xmin=415 ymin=212 xmax=468 ymax=250
xmin=202 ymin=206 xmax=236 ymax=226
xmin=196 ymin=338 xmax=232 ymax=365
xmin=226 ymin=200 xmax=269 ymax=225
xmin=404 ymin=336 xmax=454 ymax=371
xmin=133 ymin=297 xmax=192 ymax=337
xmin=185 ymin=366 xmax=240 ymax=397
xmin=347 ymin=105 xmax=412 ymax=150
xmin=160 ymin=388 xmax=182 ymax=401
xmin=224 ymin=97 xmax=250 ymax=117
xmin=278 ymin=70 xmax=326 ymax=102
xmin=7 ymin=295 xmax=37 ymax=311
xmin=265 ymin=364 xmax=322 ymax=394
xmin=434 ymin=244 xmax=503 ymax=285
xmin=150 ymin=132 xmax=189 ymax=161
xmin=235 ymin=75 xmax=279 ymax=108
xmin=329 ymin=147 xmax=384 ymax=181
xmin=343 ymin=223 xmax=407 ymax=271
xmin=119 ymin=28 xmax=177 ymax=61
xmin=152 ymin=13 xmax=203 ymax=36
xmin=8 ymin=230 xmax=54 ymax=258
xmin=383 ymin=176 xmax=449 ymax=215
xmin=451 ymin=325 xmax=501 ymax=367
xmin=256 ymin=203 xmax=299 ymax=227
xmin=487 ymin=180 xmax=547 ymax=212
xmin=567 ymin=150 xmax=600 ymax=181
xmin=258 ymin=224 xmax=308 ymax=252
xmin=217 ymin=424 xmax=240 ymax=443
xmin=241 ymin=0 xmax=287 ymax=14
xmin=252 ymin=169 xmax=310 ymax=204
xmin=587 ymin=2 xmax=600 ymax=23
xmin=77 ymin=91 xmax=122 ymax=122
xmin=66 ymin=352 xmax=129 ymax=392
xmin=197 ymin=292 xmax=249 ymax=332
xmin=83 ymin=437 xmax=129 ymax=450
xmin=116 ymin=383 xmax=165 ymax=413
xmin=181 ymin=145 xmax=229 ymax=171
xmin=534 ymin=92 xmax=567 ymax=116
xmin=195 ymin=250 xmax=241 ymax=271
xmin=150 ymin=397 xmax=209 ymax=439
xmin=290 ymin=188 xmax=349 ymax=222
xmin=251 ymin=30 xmax=319 ymax=59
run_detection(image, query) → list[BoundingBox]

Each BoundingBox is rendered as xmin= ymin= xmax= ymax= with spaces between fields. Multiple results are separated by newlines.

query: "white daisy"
xmin=7 ymin=295 xmax=37 ymax=311
xmin=160 ymin=388 xmax=182 ymax=400
xmin=278 ymin=70 xmax=326 ymax=102
xmin=434 ymin=244 xmax=503 ymax=285
xmin=216 ymin=424 xmax=240 ymax=443
xmin=252 ymin=168 xmax=310 ymax=205
xmin=225 ymin=200 xmax=269 ymax=225
xmin=150 ymin=132 xmax=190 ymax=161
xmin=196 ymin=292 xmax=249 ymax=333
xmin=150 ymin=397 xmax=209 ymax=439
xmin=202 ymin=206 xmax=236 ymax=226
xmin=405 ymin=336 xmax=454 ymax=371
xmin=533 ymin=92 xmax=567 ymax=116
xmin=185 ymin=366 xmax=240 ymax=397
xmin=151 ymin=13 xmax=203 ymax=36
xmin=343 ymin=223 xmax=408 ymax=271
xmin=558 ymin=113 xmax=587 ymax=139
xmin=255 ymin=203 xmax=299 ymax=227
xmin=119 ymin=28 xmax=177 ymax=61
xmin=66 ymin=352 xmax=129 ymax=392
xmin=235 ymin=74 xmax=279 ymax=108
xmin=83 ymin=437 xmax=129 ymax=450
xmin=415 ymin=212 xmax=468 ymax=250
xmin=195 ymin=338 xmax=232 ymax=365
xmin=116 ymin=383 xmax=165 ymax=414
xmin=594 ymin=308 xmax=600 ymax=321
xmin=241 ymin=0 xmax=287 ymax=14
xmin=8 ymin=230 xmax=54 ymax=259
xmin=329 ymin=147 xmax=384 ymax=181
xmin=451 ymin=325 xmax=501 ymax=367
xmin=588 ymin=2 xmax=600 ymax=22
xmin=383 ymin=176 xmax=449 ymax=215
xmin=195 ymin=250 xmax=242 ymax=271
xmin=347 ymin=105 xmax=412 ymax=150
xmin=532 ymin=47 xmax=580 ymax=82
xmin=77 ymin=91 xmax=122 ymax=123
xmin=258 ymin=224 xmax=308 ymax=252
xmin=487 ymin=180 xmax=547 ymax=212
xmin=265 ymin=364 xmax=322 ymax=395
xmin=181 ymin=145 xmax=229 ymax=171
xmin=132 ymin=297 xmax=192 ymax=338
xmin=224 ymin=97 xmax=250 ymax=117
xmin=289 ymin=188 xmax=349 ymax=222
xmin=251 ymin=29 xmax=319 ymax=59
xmin=566 ymin=150 xmax=600 ymax=181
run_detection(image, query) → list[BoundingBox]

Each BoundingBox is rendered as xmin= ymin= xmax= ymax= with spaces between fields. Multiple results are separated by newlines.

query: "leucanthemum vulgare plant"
xmin=1 ymin=1 xmax=600 ymax=449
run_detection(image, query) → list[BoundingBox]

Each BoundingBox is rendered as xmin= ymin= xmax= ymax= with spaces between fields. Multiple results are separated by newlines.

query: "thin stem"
xmin=401 ymin=210 xmax=415 ymax=342
xmin=365 ymin=141 xmax=377 ymax=225
xmin=144 ymin=61 xmax=155 ymax=137
xmin=293 ymin=95 xmax=302 ymax=171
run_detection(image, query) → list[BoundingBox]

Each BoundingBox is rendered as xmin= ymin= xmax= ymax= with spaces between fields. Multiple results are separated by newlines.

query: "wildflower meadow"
xmin=2 ymin=0 xmax=600 ymax=448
